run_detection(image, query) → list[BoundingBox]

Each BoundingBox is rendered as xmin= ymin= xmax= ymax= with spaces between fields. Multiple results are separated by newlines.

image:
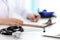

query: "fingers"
xmin=15 ymin=19 xmax=23 ymax=26
xmin=28 ymin=14 xmax=40 ymax=22
xmin=14 ymin=19 xmax=23 ymax=26
xmin=34 ymin=15 xmax=40 ymax=22
xmin=28 ymin=15 xmax=36 ymax=22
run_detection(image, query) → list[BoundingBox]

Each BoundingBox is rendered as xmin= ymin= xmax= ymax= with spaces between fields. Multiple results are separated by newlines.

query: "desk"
xmin=0 ymin=26 xmax=60 ymax=40
xmin=0 ymin=14 xmax=60 ymax=40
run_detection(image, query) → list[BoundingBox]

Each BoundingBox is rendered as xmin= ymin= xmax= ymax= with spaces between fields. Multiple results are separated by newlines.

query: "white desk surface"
xmin=0 ymin=14 xmax=60 ymax=40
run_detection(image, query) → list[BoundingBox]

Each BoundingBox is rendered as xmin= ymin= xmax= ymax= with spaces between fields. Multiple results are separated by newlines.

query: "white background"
xmin=0 ymin=0 xmax=60 ymax=40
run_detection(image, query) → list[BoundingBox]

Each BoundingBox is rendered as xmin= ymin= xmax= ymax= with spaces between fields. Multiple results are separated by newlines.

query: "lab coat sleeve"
xmin=15 ymin=8 xmax=39 ymax=20
xmin=15 ymin=8 xmax=29 ymax=19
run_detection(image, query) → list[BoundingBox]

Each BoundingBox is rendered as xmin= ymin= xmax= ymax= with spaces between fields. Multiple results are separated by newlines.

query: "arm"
xmin=0 ymin=18 xmax=23 ymax=26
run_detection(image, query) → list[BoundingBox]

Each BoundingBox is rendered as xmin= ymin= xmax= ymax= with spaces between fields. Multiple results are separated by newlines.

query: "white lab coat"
xmin=0 ymin=0 xmax=31 ymax=39
xmin=0 ymin=0 xmax=31 ymax=19
xmin=0 ymin=0 xmax=8 ymax=18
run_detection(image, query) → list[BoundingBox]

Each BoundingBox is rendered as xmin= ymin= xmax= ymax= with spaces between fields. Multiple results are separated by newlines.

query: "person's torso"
xmin=0 ymin=0 xmax=24 ymax=18
xmin=0 ymin=0 xmax=8 ymax=18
